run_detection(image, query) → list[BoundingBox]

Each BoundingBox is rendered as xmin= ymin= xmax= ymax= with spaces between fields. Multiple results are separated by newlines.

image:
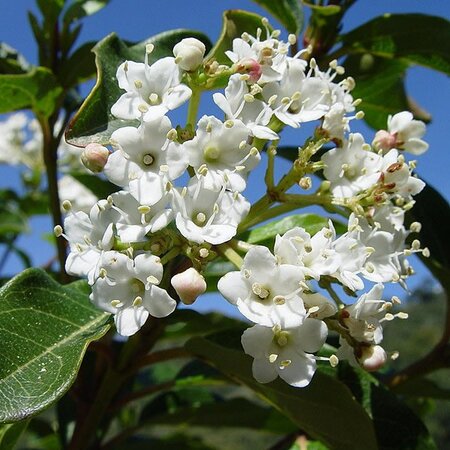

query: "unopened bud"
xmin=81 ymin=143 xmax=110 ymax=173
xmin=298 ymin=176 xmax=312 ymax=190
xmin=171 ymin=267 xmax=207 ymax=305
xmin=359 ymin=345 xmax=387 ymax=372
xmin=372 ymin=130 xmax=396 ymax=153
xmin=234 ymin=57 xmax=262 ymax=83
xmin=173 ymin=38 xmax=206 ymax=72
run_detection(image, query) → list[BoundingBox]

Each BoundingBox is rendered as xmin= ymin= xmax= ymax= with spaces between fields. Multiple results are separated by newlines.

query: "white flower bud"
xmin=359 ymin=345 xmax=387 ymax=372
xmin=372 ymin=130 xmax=396 ymax=153
xmin=173 ymin=38 xmax=206 ymax=72
xmin=171 ymin=267 xmax=207 ymax=305
xmin=81 ymin=143 xmax=110 ymax=173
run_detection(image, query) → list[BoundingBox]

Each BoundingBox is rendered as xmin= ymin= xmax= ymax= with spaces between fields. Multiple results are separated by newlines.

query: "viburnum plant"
xmin=0 ymin=1 xmax=449 ymax=449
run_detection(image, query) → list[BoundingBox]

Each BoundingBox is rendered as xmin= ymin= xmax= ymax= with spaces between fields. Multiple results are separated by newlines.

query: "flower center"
xmin=130 ymin=278 xmax=145 ymax=297
xmin=203 ymin=144 xmax=221 ymax=163
xmin=142 ymin=153 xmax=155 ymax=166
xmin=251 ymin=282 xmax=270 ymax=300
xmin=193 ymin=211 xmax=207 ymax=227
xmin=148 ymin=92 xmax=161 ymax=105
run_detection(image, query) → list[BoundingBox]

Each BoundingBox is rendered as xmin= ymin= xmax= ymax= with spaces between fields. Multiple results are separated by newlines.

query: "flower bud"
xmin=173 ymin=38 xmax=206 ymax=72
xmin=234 ymin=58 xmax=262 ymax=83
xmin=372 ymin=130 xmax=397 ymax=152
xmin=81 ymin=143 xmax=109 ymax=173
xmin=359 ymin=345 xmax=387 ymax=372
xmin=171 ymin=267 xmax=207 ymax=305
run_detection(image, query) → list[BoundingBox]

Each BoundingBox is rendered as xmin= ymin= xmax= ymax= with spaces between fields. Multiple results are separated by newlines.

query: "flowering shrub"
xmin=0 ymin=1 xmax=449 ymax=449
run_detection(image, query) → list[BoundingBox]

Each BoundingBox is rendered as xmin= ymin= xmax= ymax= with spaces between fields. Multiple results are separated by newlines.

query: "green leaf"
xmin=0 ymin=68 xmax=63 ymax=117
xmin=0 ymin=269 xmax=110 ymax=423
xmin=36 ymin=0 xmax=65 ymax=23
xmin=186 ymin=332 xmax=378 ymax=450
xmin=0 ymin=43 xmax=31 ymax=75
xmin=66 ymin=30 xmax=212 ymax=146
xmin=143 ymin=396 xmax=296 ymax=434
xmin=63 ymin=0 xmax=110 ymax=25
xmin=250 ymin=0 xmax=303 ymax=35
xmin=59 ymin=41 xmax=97 ymax=88
xmin=340 ymin=14 xmax=450 ymax=74
xmin=392 ymin=377 xmax=450 ymax=401
xmin=344 ymin=54 xmax=410 ymax=130
xmin=206 ymin=10 xmax=270 ymax=66
xmin=0 ymin=420 xmax=29 ymax=450
xmin=239 ymin=213 xmax=329 ymax=247
xmin=338 ymin=363 xmax=438 ymax=450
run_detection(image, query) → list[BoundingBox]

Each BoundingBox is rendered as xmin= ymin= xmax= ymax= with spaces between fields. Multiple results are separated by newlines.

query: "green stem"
xmin=239 ymin=202 xmax=300 ymax=232
xmin=187 ymin=87 xmax=201 ymax=128
xmin=216 ymin=243 xmax=244 ymax=269
xmin=160 ymin=246 xmax=182 ymax=265
xmin=41 ymin=117 xmax=69 ymax=282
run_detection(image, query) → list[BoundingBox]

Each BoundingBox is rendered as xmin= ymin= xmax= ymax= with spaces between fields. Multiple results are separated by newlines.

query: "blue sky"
xmin=0 ymin=0 xmax=449 ymax=313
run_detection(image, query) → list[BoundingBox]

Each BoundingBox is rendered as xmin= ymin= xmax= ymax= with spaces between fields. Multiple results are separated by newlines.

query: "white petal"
xmin=114 ymin=306 xmax=149 ymax=336
xmin=241 ymin=325 xmax=274 ymax=358
xmin=278 ymin=350 xmax=316 ymax=387
xmin=252 ymin=358 xmax=278 ymax=384
xmin=218 ymin=271 xmax=249 ymax=305
xmin=144 ymin=285 xmax=177 ymax=318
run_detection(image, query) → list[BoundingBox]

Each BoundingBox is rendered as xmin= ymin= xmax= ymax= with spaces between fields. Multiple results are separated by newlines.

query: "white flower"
xmin=62 ymin=199 xmax=117 ymax=283
xmin=274 ymin=224 xmax=340 ymax=280
xmin=105 ymin=117 xmax=187 ymax=205
xmin=218 ymin=246 xmax=307 ymax=328
xmin=0 ymin=113 xmax=28 ymax=165
xmin=91 ymin=251 xmax=176 ymax=336
xmin=321 ymin=103 xmax=351 ymax=142
xmin=172 ymin=177 xmax=250 ymax=245
xmin=171 ymin=267 xmax=207 ymax=305
xmin=241 ymin=319 xmax=327 ymax=387
xmin=183 ymin=115 xmax=259 ymax=192
xmin=111 ymin=57 xmax=192 ymax=122
xmin=173 ymin=37 xmax=206 ymax=72
xmin=373 ymin=111 xmax=428 ymax=155
xmin=213 ymin=74 xmax=278 ymax=140
xmin=322 ymin=133 xmax=383 ymax=198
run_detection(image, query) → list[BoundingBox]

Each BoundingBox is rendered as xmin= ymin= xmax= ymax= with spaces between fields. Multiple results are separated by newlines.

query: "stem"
xmin=238 ymin=194 xmax=273 ymax=232
xmin=68 ymin=317 xmax=166 ymax=450
xmin=41 ymin=118 xmax=68 ymax=282
xmin=187 ymin=87 xmax=201 ymax=128
xmin=323 ymin=283 xmax=345 ymax=308
xmin=160 ymin=246 xmax=182 ymax=265
xmin=239 ymin=202 xmax=299 ymax=232
xmin=216 ymin=243 xmax=244 ymax=269
xmin=265 ymin=146 xmax=276 ymax=191
xmin=126 ymin=347 xmax=190 ymax=376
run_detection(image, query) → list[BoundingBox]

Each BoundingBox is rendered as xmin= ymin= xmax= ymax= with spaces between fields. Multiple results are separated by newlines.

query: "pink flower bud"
xmin=81 ymin=143 xmax=109 ymax=173
xmin=372 ymin=130 xmax=397 ymax=152
xmin=171 ymin=267 xmax=207 ymax=305
xmin=359 ymin=345 xmax=387 ymax=372
xmin=234 ymin=58 xmax=262 ymax=83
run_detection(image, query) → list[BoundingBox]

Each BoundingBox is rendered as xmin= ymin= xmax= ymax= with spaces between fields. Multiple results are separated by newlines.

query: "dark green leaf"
xmin=0 ymin=269 xmax=110 ymax=422
xmin=0 ymin=420 xmax=29 ymax=450
xmin=392 ymin=377 xmax=450 ymax=401
xmin=36 ymin=0 xmax=65 ymax=23
xmin=144 ymin=396 xmax=296 ymax=434
xmin=186 ymin=332 xmax=377 ymax=450
xmin=0 ymin=43 xmax=31 ymax=75
xmin=0 ymin=68 xmax=63 ymax=118
xmin=63 ymin=0 xmax=110 ymax=25
xmin=251 ymin=0 xmax=303 ymax=35
xmin=206 ymin=10 xmax=270 ymax=66
xmin=338 ymin=363 xmax=438 ymax=450
xmin=59 ymin=41 xmax=97 ymax=88
xmin=341 ymin=14 xmax=450 ymax=74
xmin=344 ymin=54 xmax=411 ymax=130
xmin=66 ymin=30 xmax=212 ymax=146
xmin=0 ymin=204 xmax=28 ymax=235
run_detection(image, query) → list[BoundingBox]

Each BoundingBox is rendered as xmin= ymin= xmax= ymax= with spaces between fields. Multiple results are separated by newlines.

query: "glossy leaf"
xmin=186 ymin=331 xmax=378 ymax=450
xmin=344 ymin=54 xmax=410 ymax=130
xmin=206 ymin=10 xmax=270 ymax=66
xmin=0 ymin=68 xmax=63 ymax=117
xmin=66 ymin=30 xmax=212 ymax=146
xmin=341 ymin=14 xmax=450 ymax=74
xmin=0 ymin=269 xmax=110 ymax=422
xmin=392 ymin=377 xmax=450 ymax=401
xmin=251 ymin=0 xmax=303 ymax=35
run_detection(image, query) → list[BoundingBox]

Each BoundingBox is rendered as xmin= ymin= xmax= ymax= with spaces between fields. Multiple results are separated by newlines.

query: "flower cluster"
xmin=57 ymin=20 xmax=429 ymax=386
